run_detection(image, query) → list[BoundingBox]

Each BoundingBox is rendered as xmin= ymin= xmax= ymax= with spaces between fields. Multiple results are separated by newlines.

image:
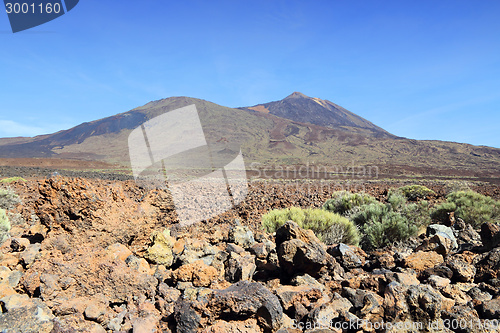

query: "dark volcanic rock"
xmin=208 ymin=280 xmax=283 ymax=331
xmin=475 ymin=248 xmax=500 ymax=282
xmin=174 ymin=298 xmax=202 ymax=333
xmin=327 ymin=243 xmax=366 ymax=270
xmin=479 ymin=298 xmax=500 ymax=320
xmin=480 ymin=222 xmax=500 ymax=250
xmin=406 ymin=284 xmax=443 ymax=323
xmin=276 ymin=222 xmax=329 ymax=279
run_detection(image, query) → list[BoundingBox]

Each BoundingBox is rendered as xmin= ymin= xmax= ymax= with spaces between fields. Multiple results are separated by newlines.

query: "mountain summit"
xmin=240 ymin=92 xmax=393 ymax=138
xmin=1 ymin=94 xmax=499 ymax=180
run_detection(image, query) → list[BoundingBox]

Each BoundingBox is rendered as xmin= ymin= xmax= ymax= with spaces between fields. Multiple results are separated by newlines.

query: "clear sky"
xmin=1 ymin=0 xmax=499 ymax=147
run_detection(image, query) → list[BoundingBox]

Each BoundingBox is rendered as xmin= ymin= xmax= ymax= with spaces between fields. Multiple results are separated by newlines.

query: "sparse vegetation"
xmin=362 ymin=210 xmax=419 ymax=250
xmin=262 ymin=207 xmax=360 ymax=245
xmin=0 ymin=188 xmax=21 ymax=210
xmin=0 ymin=177 xmax=26 ymax=183
xmin=349 ymin=202 xmax=421 ymax=250
xmin=336 ymin=189 xmax=431 ymax=250
xmin=430 ymin=201 xmax=457 ymax=224
xmin=394 ymin=185 xmax=435 ymax=201
xmin=431 ymin=190 xmax=500 ymax=228
xmin=323 ymin=191 xmax=378 ymax=216
xmin=0 ymin=209 xmax=10 ymax=244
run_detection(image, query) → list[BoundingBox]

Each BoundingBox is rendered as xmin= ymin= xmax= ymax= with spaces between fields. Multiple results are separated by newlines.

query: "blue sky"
xmin=1 ymin=0 xmax=499 ymax=147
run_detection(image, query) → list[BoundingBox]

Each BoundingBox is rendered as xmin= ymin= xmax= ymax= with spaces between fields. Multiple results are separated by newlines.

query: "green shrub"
xmin=0 ymin=209 xmax=10 ymax=244
xmin=402 ymin=200 xmax=432 ymax=228
xmin=430 ymin=201 xmax=457 ymax=224
xmin=262 ymin=207 xmax=360 ymax=245
xmin=0 ymin=188 xmax=20 ymax=210
xmin=444 ymin=181 xmax=471 ymax=195
xmin=323 ymin=191 xmax=378 ymax=216
xmin=348 ymin=199 xmax=425 ymax=250
xmin=362 ymin=210 xmax=419 ymax=250
xmin=431 ymin=190 xmax=500 ymax=228
xmin=387 ymin=192 xmax=408 ymax=211
xmin=0 ymin=177 xmax=26 ymax=183
xmin=395 ymin=185 xmax=435 ymax=201
xmin=262 ymin=207 xmax=306 ymax=233
xmin=349 ymin=203 xmax=386 ymax=226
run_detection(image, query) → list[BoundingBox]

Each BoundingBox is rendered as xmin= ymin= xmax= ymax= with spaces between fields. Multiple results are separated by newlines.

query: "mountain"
xmin=0 ymin=94 xmax=500 ymax=180
xmin=239 ymin=92 xmax=394 ymax=138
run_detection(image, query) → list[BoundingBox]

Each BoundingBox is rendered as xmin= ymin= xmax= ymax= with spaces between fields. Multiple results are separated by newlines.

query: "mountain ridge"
xmin=0 ymin=93 xmax=499 ymax=180
xmin=239 ymin=92 xmax=394 ymax=138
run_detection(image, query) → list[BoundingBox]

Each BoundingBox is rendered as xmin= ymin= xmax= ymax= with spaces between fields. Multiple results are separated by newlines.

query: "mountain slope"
xmin=0 ymin=94 xmax=499 ymax=180
xmin=240 ymin=92 xmax=394 ymax=138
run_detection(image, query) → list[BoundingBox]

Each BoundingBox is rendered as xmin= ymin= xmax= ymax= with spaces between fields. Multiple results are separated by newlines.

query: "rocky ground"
xmin=0 ymin=176 xmax=499 ymax=332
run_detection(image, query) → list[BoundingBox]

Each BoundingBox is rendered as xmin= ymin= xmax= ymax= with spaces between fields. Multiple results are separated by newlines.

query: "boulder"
xmin=0 ymin=294 xmax=54 ymax=333
xmin=176 ymin=239 xmax=217 ymax=266
xmin=204 ymin=319 xmax=262 ymax=333
xmin=291 ymin=274 xmax=326 ymax=293
xmin=427 ymin=275 xmax=451 ymax=289
xmin=422 ymin=264 xmax=454 ymax=281
xmin=405 ymin=251 xmax=444 ymax=272
xmin=475 ymin=248 xmax=500 ymax=282
xmin=342 ymin=287 xmax=384 ymax=322
xmin=229 ymin=225 xmax=256 ymax=249
xmin=383 ymin=282 xmax=409 ymax=321
xmin=174 ymin=298 xmax=202 ymax=333
xmin=250 ymin=242 xmax=269 ymax=259
xmin=479 ymin=298 xmax=500 ymax=320
xmin=327 ymin=243 xmax=366 ymax=270
xmin=440 ymin=285 xmax=472 ymax=305
xmin=406 ymin=284 xmax=443 ymax=323
xmin=480 ymin=222 xmax=500 ymax=250
xmin=306 ymin=294 xmax=353 ymax=328
xmin=143 ymin=230 xmax=174 ymax=267
xmin=20 ymin=243 xmax=41 ymax=268
xmin=427 ymin=224 xmax=458 ymax=250
xmin=276 ymin=222 xmax=329 ymax=279
xmin=84 ymin=295 xmax=108 ymax=322
xmin=453 ymin=219 xmax=482 ymax=247
xmin=225 ymin=252 xmax=256 ymax=283
xmin=370 ymin=250 xmax=396 ymax=270
xmin=125 ymin=255 xmax=153 ymax=275
xmin=467 ymin=287 xmax=492 ymax=302
xmin=174 ymin=260 xmax=218 ymax=288
xmin=275 ymin=285 xmax=323 ymax=312
xmin=446 ymin=255 xmax=476 ymax=283
xmin=441 ymin=305 xmax=481 ymax=333
xmin=105 ymin=243 xmax=133 ymax=262
xmin=208 ymin=280 xmax=283 ymax=331
xmin=0 ymin=266 xmax=21 ymax=289
xmin=10 ymin=237 xmax=29 ymax=252
xmin=157 ymin=282 xmax=181 ymax=317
